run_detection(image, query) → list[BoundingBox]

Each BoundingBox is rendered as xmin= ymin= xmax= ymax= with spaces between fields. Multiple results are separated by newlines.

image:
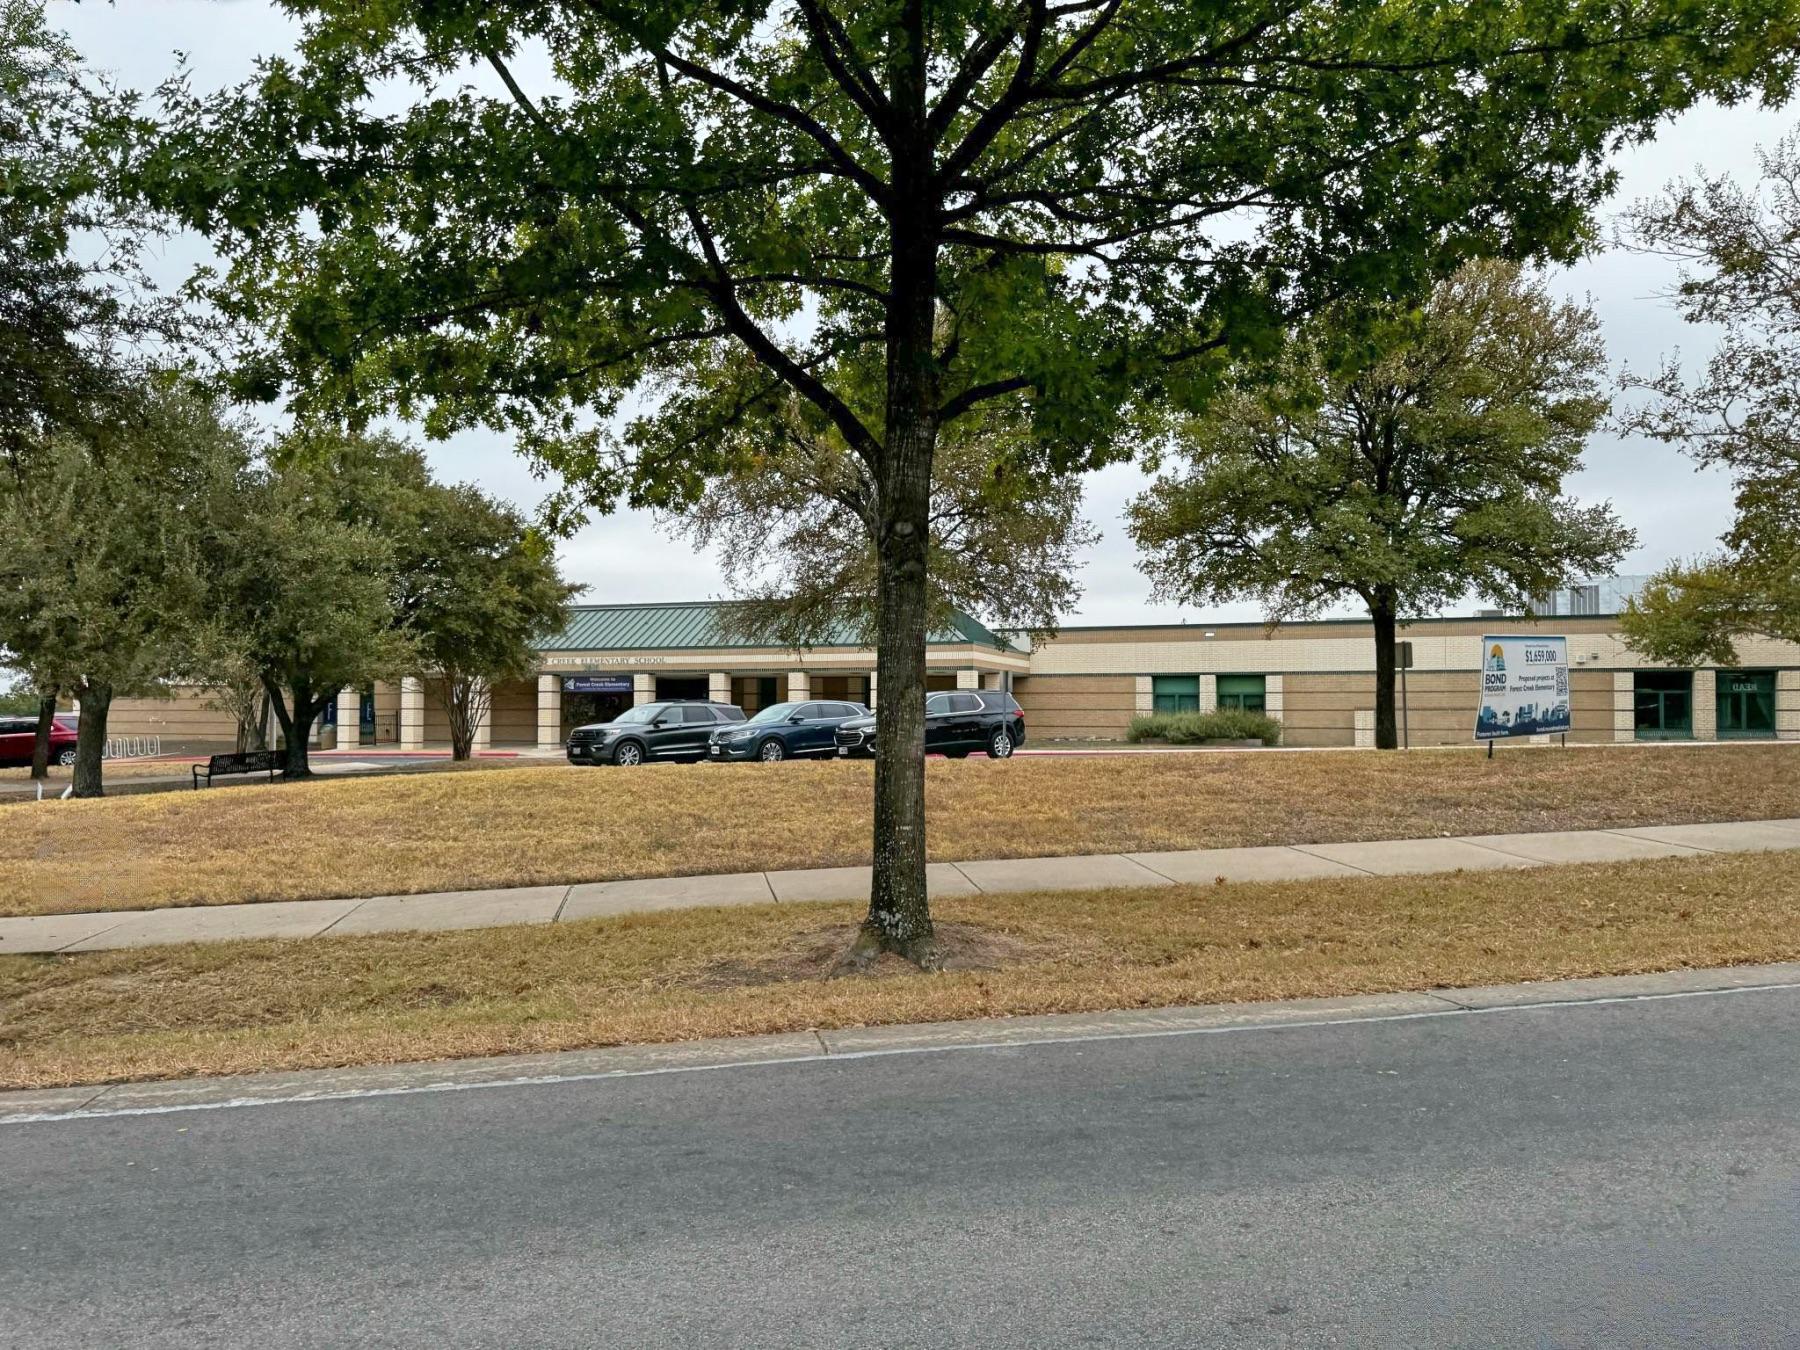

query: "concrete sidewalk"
xmin=4 ymin=817 xmax=1798 ymax=957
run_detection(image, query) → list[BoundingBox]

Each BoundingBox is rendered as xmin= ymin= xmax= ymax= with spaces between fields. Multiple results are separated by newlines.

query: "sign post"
xmin=1474 ymin=635 xmax=1571 ymax=754
xmin=1397 ymin=640 xmax=1414 ymax=751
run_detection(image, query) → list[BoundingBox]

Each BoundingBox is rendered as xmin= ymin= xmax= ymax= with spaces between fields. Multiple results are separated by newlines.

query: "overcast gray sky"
xmin=54 ymin=1 xmax=1795 ymax=625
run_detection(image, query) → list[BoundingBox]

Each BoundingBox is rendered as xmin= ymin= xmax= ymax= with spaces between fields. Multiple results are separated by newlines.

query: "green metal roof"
xmin=542 ymin=601 xmax=1014 ymax=652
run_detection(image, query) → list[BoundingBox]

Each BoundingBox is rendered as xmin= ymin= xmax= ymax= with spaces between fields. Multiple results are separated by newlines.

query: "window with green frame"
xmin=1152 ymin=675 xmax=1199 ymax=714
xmin=1717 ymin=670 xmax=1776 ymax=739
xmin=1217 ymin=674 xmax=1266 ymax=712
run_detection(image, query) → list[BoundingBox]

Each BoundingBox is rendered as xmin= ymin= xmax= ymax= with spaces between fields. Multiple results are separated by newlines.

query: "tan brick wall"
xmin=417 ymin=677 xmax=535 ymax=745
xmin=1781 ymin=670 xmax=1800 ymax=741
xmin=422 ymin=678 xmax=453 ymax=744
xmin=104 ymin=687 xmax=239 ymax=752
xmin=1278 ymin=669 xmax=1615 ymax=747
xmin=1012 ymin=675 xmax=1136 ymax=740
xmin=372 ymin=682 xmax=401 ymax=744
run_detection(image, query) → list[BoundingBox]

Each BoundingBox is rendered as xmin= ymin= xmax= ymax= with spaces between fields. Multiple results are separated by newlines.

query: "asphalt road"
xmin=7 ymin=987 xmax=1800 ymax=1348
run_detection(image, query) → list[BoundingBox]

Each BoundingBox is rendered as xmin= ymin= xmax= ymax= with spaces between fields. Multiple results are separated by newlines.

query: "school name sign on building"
xmin=1475 ymin=635 xmax=1571 ymax=740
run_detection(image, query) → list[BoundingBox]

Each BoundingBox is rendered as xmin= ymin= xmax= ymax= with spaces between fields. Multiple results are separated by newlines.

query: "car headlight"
xmin=726 ymin=727 xmax=756 ymax=740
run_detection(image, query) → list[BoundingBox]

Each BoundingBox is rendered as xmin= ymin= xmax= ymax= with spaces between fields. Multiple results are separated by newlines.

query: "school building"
xmin=106 ymin=600 xmax=1800 ymax=752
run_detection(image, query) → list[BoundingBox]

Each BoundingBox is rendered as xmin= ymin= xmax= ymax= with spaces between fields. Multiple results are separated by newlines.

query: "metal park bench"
xmin=192 ymin=749 xmax=282 ymax=789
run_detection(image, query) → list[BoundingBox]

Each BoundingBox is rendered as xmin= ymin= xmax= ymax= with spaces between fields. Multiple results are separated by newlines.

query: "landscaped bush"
xmin=1126 ymin=708 xmax=1283 ymax=746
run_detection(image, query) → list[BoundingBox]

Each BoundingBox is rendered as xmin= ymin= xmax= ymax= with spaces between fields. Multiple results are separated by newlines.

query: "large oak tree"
xmin=1129 ymin=261 xmax=1634 ymax=749
xmin=140 ymin=0 xmax=1795 ymax=962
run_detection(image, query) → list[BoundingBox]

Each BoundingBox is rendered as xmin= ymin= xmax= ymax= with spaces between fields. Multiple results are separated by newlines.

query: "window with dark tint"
xmin=1718 ymin=670 xmax=1775 ymax=739
xmin=1634 ymin=670 xmax=1692 ymax=740
xmin=679 ymin=705 xmax=717 ymax=724
xmin=1152 ymin=675 xmax=1199 ymax=713
xmin=716 ymin=705 xmax=745 ymax=722
xmin=831 ymin=704 xmax=860 ymax=718
xmin=798 ymin=703 xmax=825 ymax=720
xmin=1217 ymin=674 xmax=1266 ymax=712
xmin=948 ymin=694 xmax=983 ymax=713
xmin=926 ymin=695 xmax=953 ymax=715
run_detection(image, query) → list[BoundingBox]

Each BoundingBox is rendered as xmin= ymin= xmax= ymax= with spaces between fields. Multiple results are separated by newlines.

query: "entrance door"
xmin=1634 ymin=671 xmax=1693 ymax=740
xmin=1717 ymin=670 xmax=1776 ymax=739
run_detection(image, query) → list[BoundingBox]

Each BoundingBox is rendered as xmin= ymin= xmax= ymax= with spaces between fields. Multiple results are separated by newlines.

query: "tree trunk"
xmin=236 ymin=685 xmax=269 ymax=753
xmin=71 ymin=682 xmax=111 ymax=798
xmin=264 ymin=675 xmax=323 ymax=779
xmin=861 ymin=443 xmax=936 ymax=965
xmin=854 ymin=94 xmax=940 ymax=967
xmin=30 ymin=692 xmax=56 ymax=779
xmin=1371 ymin=592 xmax=1399 ymax=751
xmin=441 ymin=674 xmax=485 ymax=761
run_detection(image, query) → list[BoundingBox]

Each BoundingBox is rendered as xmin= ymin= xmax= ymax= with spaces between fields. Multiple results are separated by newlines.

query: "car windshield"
xmin=613 ymin=704 xmax=661 ymax=724
xmin=747 ymin=702 xmax=801 ymax=723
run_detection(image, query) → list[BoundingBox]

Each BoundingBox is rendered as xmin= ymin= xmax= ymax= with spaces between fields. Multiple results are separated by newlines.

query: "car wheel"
xmin=986 ymin=728 xmax=1014 ymax=759
xmin=612 ymin=740 xmax=645 ymax=767
xmin=56 ymin=748 xmax=77 ymax=767
xmin=758 ymin=738 xmax=786 ymax=762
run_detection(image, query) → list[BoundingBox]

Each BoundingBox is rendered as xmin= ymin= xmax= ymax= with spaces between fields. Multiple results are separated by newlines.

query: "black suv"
xmin=707 ymin=700 xmax=869 ymax=762
xmin=566 ymin=700 xmax=746 ymax=766
xmin=834 ymin=690 xmax=1025 ymax=760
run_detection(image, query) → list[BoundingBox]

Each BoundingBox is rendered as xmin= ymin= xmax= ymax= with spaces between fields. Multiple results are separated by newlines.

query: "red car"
xmin=0 ymin=713 xmax=79 ymax=768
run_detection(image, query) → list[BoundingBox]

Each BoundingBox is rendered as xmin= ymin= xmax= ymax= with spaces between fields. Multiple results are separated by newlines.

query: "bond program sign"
xmin=1475 ymin=634 xmax=1571 ymax=741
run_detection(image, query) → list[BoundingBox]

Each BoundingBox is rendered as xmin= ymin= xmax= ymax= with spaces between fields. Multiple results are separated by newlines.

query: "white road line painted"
xmin=6 ymin=979 xmax=1796 ymax=1128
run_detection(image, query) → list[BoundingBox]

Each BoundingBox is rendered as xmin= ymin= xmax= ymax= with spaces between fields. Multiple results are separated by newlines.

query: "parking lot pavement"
xmin=3 ymin=819 xmax=1797 ymax=954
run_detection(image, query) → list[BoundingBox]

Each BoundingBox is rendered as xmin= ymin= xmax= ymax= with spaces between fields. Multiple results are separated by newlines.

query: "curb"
xmin=6 ymin=959 xmax=1799 ymax=1126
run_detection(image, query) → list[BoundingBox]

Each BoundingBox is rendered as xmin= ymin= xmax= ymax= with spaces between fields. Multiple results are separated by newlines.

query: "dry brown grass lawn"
xmin=0 ymin=742 xmax=1796 ymax=918
xmin=0 ymin=759 xmax=203 ymax=783
xmin=3 ymin=850 xmax=1797 ymax=1091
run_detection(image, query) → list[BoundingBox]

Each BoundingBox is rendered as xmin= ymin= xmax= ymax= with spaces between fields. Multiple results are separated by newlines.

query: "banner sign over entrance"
xmin=1475 ymin=634 xmax=1571 ymax=740
xmin=564 ymin=675 xmax=634 ymax=695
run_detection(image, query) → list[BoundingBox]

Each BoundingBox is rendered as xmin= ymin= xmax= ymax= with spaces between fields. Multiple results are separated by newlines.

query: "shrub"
xmin=1126 ymin=708 xmax=1283 ymax=746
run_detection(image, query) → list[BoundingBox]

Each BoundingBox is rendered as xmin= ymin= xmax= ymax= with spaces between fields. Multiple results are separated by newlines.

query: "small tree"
xmin=0 ymin=381 xmax=237 ymax=796
xmin=1618 ymin=133 xmax=1800 ymax=664
xmin=1129 ymin=261 xmax=1634 ymax=749
xmin=402 ymin=484 xmax=580 ymax=761
xmin=198 ymin=652 xmax=272 ymax=752
xmin=203 ymin=444 xmax=414 ymax=779
xmin=662 ymin=369 xmax=1095 ymax=647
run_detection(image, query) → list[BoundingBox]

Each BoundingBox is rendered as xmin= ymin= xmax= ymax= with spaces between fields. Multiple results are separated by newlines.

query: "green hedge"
xmin=1126 ymin=708 xmax=1283 ymax=746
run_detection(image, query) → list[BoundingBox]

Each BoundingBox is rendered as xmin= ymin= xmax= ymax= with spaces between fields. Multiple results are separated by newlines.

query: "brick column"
xmin=633 ymin=672 xmax=655 ymax=704
xmin=1264 ymin=675 xmax=1285 ymax=718
xmin=335 ymin=687 xmax=360 ymax=751
xmin=399 ymin=677 xmax=425 ymax=750
xmin=955 ymin=668 xmax=979 ymax=690
xmin=1353 ymin=710 xmax=1375 ymax=748
xmin=1778 ymin=670 xmax=1800 ymax=741
xmin=536 ymin=675 xmax=562 ymax=750
xmin=709 ymin=672 xmax=730 ymax=705
xmin=471 ymin=691 xmax=492 ymax=753
xmin=1612 ymin=671 xmax=1634 ymax=743
xmin=1691 ymin=669 xmax=1717 ymax=740
xmin=788 ymin=670 xmax=810 ymax=702
xmin=1133 ymin=676 xmax=1153 ymax=715
xmin=981 ymin=670 xmax=1004 ymax=690
xmin=1199 ymin=673 xmax=1218 ymax=714
xmin=867 ymin=672 xmax=878 ymax=708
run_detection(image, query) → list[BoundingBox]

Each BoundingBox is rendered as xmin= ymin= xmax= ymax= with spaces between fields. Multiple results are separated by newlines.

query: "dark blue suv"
xmin=707 ymin=700 xmax=868 ymax=762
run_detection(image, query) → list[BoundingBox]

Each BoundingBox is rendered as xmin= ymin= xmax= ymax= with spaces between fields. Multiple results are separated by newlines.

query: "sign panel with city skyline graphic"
xmin=1475 ymin=635 xmax=1571 ymax=740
